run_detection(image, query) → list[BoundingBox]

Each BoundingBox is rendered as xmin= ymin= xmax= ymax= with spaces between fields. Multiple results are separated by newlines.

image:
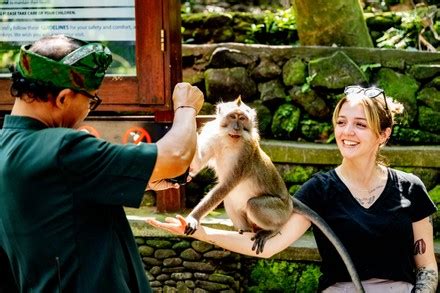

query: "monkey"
xmin=185 ymin=97 xmax=365 ymax=293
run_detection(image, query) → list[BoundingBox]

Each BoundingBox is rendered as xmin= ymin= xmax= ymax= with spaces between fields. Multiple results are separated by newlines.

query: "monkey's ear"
xmin=235 ymin=95 xmax=242 ymax=106
xmin=216 ymin=103 xmax=222 ymax=115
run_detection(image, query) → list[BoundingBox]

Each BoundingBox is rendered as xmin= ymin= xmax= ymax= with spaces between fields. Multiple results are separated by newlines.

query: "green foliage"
xmin=300 ymin=119 xmax=333 ymax=142
xmin=429 ymin=185 xmax=440 ymax=239
xmin=390 ymin=126 xmax=440 ymax=145
xmin=430 ymin=185 xmax=440 ymax=205
xmin=245 ymin=8 xmax=298 ymax=45
xmin=376 ymin=7 xmax=440 ymax=50
xmin=301 ymin=73 xmax=316 ymax=93
xmin=271 ymin=103 xmax=301 ymax=139
xmin=247 ymin=259 xmax=321 ymax=292
xmin=283 ymin=165 xmax=318 ymax=184
xmin=289 ymin=184 xmax=302 ymax=195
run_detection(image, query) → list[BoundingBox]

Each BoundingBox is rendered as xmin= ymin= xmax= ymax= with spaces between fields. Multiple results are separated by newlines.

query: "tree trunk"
xmin=292 ymin=0 xmax=374 ymax=47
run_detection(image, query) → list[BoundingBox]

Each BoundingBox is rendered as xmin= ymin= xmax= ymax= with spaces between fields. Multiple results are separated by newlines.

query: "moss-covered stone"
xmin=251 ymin=57 xmax=282 ymax=80
xmin=208 ymin=273 xmax=235 ymax=284
xmin=271 ymin=103 xmax=301 ymax=139
xmin=154 ymin=249 xmax=176 ymax=259
xmin=138 ymin=245 xmax=154 ymax=257
xmin=204 ymin=67 xmax=257 ymax=102
xmin=416 ymin=87 xmax=440 ymax=112
xmin=408 ymin=64 xmax=440 ymax=80
xmin=418 ymin=106 xmax=440 ymax=133
xmin=192 ymin=240 xmax=214 ymax=253
xmin=282 ymin=58 xmax=307 ymax=86
xmin=196 ymin=280 xmax=230 ymax=291
xmin=288 ymin=87 xmax=330 ymax=119
xmin=211 ymin=26 xmax=235 ymax=43
xmin=181 ymin=248 xmax=202 ymax=261
xmin=172 ymin=240 xmax=191 ymax=250
xmin=258 ymin=79 xmax=286 ymax=103
xmin=146 ymin=239 xmax=173 ymax=249
xmin=376 ymin=68 xmax=419 ymax=126
xmin=300 ymin=119 xmax=333 ymax=142
xmin=308 ymin=51 xmax=368 ymax=89
xmin=249 ymin=101 xmax=272 ymax=135
xmin=183 ymin=68 xmax=205 ymax=85
xmin=135 ymin=237 xmax=145 ymax=245
xmin=209 ymin=47 xmax=257 ymax=69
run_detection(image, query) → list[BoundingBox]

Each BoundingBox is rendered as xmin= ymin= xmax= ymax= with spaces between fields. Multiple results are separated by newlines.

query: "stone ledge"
xmin=261 ymin=140 xmax=440 ymax=168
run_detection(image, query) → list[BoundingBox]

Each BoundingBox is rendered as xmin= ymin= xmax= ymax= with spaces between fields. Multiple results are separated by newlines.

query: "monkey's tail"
xmin=292 ymin=198 xmax=365 ymax=293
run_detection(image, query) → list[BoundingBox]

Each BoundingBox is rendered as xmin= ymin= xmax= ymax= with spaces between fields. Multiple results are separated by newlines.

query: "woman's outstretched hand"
xmin=147 ymin=215 xmax=187 ymax=235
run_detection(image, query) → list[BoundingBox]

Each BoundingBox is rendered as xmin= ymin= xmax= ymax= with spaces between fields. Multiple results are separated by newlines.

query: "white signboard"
xmin=0 ymin=1 xmax=135 ymax=42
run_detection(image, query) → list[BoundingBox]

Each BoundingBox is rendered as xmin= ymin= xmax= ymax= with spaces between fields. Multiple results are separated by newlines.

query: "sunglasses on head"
xmin=344 ymin=85 xmax=389 ymax=111
xmin=77 ymin=90 xmax=102 ymax=111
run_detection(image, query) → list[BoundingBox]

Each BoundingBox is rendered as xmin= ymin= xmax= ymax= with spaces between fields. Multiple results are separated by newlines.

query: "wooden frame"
xmin=0 ymin=1 xmax=185 ymax=212
xmin=0 ymin=0 xmax=182 ymax=113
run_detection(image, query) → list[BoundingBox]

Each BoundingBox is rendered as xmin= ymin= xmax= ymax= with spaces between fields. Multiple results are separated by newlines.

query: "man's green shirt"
xmin=0 ymin=115 xmax=157 ymax=292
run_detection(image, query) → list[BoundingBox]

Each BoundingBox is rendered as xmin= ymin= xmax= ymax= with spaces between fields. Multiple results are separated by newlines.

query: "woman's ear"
xmin=380 ymin=127 xmax=392 ymax=145
xmin=55 ymin=89 xmax=75 ymax=109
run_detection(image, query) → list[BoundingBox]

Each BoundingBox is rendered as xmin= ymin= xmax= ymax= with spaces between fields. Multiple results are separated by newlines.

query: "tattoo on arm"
xmin=413 ymin=239 xmax=426 ymax=255
xmin=412 ymin=267 xmax=438 ymax=293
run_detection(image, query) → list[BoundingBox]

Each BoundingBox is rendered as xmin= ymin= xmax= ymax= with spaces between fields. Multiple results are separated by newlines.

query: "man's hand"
xmin=147 ymin=215 xmax=187 ymax=235
xmin=172 ymin=82 xmax=204 ymax=114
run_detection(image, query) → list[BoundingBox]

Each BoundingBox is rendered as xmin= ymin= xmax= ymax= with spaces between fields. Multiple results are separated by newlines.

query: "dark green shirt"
xmin=0 ymin=115 xmax=156 ymax=292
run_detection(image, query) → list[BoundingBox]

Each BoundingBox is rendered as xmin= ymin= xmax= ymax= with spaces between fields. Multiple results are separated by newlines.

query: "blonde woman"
xmin=149 ymin=86 xmax=438 ymax=292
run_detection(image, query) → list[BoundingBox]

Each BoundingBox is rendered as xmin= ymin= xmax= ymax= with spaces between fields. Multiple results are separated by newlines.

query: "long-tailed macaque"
xmin=185 ymin=97 xmax=365 ymax=293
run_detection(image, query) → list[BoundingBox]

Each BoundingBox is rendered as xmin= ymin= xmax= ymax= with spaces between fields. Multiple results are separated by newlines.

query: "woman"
xmin=148 ymin=86 xmax=438 ymax=292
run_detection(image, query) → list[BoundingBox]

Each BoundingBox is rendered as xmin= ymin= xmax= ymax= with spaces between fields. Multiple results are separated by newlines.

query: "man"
xmin=0 ymin=35 xmax=203 ymax=292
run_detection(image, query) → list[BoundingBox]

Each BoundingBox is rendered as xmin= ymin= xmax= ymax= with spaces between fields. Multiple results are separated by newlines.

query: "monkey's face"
xmin=216 ymin=97 xmax=256 ymax=140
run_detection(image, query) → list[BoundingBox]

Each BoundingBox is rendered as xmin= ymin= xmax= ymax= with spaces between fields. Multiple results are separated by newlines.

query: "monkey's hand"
xmin=184 ymin=215 xmax=200 ymax=235
xmin=251 ymin=230 xmax=277 ymax=255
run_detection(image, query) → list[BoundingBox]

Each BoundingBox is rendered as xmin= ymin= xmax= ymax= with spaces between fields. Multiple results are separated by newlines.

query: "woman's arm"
xmin=412 ymin=216 xmax=438 ymax=293
xmin=147 ymin=212 xmax=312 ymax=258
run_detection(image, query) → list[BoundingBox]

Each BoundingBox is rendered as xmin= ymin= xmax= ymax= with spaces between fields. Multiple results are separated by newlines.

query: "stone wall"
xmin=182 ymin=44 xmax=440 ymax=145
xmin=136 ymin=236 xmax=247 ymax=292
xmin=133 ymin=232 xmax=322 ymax=292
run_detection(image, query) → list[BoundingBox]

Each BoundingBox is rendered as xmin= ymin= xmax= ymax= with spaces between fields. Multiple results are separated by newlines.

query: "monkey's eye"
xmin=239 ymin=115 xmax=247 ymax=121
xmin=227 ymin=113 xmax=236 ymax=119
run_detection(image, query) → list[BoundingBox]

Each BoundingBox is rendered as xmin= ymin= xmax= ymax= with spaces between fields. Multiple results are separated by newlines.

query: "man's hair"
xmin=10 ymin=35 xmax=87 ymax=102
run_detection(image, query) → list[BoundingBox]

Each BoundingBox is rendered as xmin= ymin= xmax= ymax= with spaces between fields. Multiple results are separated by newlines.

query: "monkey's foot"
xmin=251 ymin=230 xmax=277 ymax=255
xmin=184 ymin=216 xmax=199 ymax=235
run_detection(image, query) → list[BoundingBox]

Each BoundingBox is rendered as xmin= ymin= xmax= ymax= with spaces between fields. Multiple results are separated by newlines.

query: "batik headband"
xmin=16 ymin=42 xmax=113 ymax=91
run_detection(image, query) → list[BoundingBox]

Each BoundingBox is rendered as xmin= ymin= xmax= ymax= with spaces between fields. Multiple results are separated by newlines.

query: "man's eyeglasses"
xmin=77 ymin=90 xmax=102 ymax=111
xmin=344 ymin=85 xmax=389 ymax=111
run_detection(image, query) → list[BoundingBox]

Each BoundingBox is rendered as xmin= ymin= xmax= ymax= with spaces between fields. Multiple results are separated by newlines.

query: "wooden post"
xmin=154 ymin=0 xmax=184 ymax=212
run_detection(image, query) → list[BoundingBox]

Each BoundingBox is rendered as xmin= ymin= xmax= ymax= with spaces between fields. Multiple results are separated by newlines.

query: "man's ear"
xmin=55 ymin=89 xmax=75 ymax=109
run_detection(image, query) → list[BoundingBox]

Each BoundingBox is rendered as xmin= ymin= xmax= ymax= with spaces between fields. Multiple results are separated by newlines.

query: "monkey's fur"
xmin=186 ymin=97 xmax=364 ymax=293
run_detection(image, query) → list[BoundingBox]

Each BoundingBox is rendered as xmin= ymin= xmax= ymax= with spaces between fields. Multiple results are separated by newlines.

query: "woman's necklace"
xmin=337 ymin=167 xmax=386 ymax=208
